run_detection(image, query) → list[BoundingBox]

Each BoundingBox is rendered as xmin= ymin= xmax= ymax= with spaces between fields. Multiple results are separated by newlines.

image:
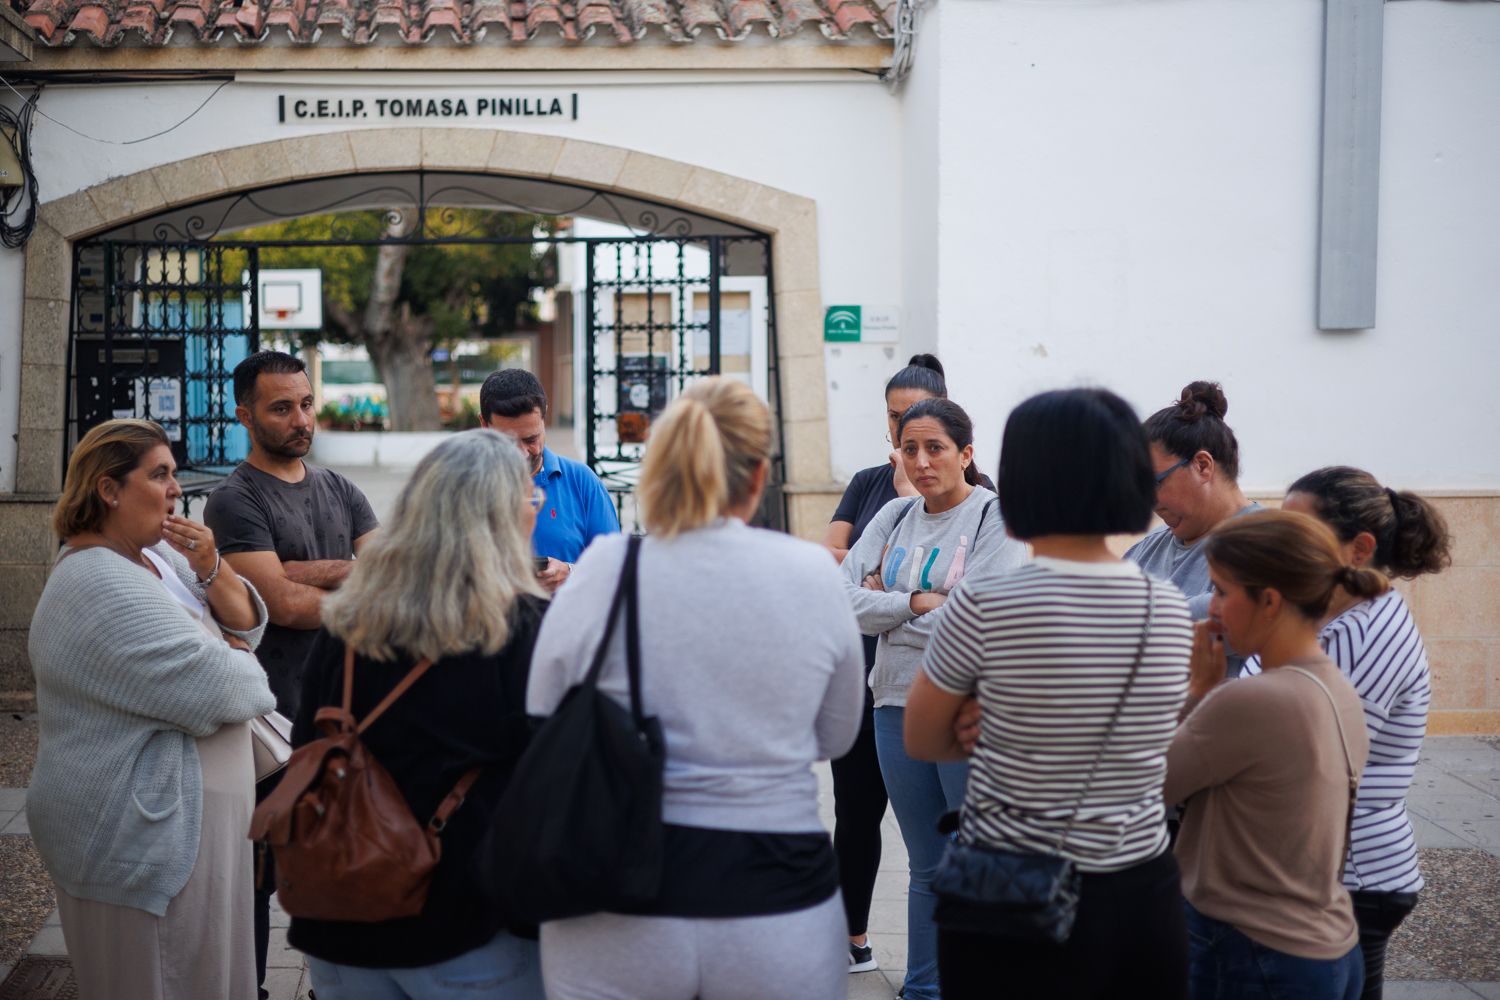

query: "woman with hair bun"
xmin=841 ymin=396 xmax=1028 ymax=1000
xmin=530 ymin=378 xmax=866 ymax=1000
xmin=1166 ymin=510 xmax=1376 ymax=1000
xmin=1241 ymin=468 xmax=1452 ymax=1000
xmin=820 ymin=352 xmax=947 ymax=974
xmin=1127 ymin=381 xmax=1260 ymax=675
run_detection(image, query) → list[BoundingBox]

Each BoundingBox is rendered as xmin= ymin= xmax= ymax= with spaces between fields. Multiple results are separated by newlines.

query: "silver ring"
xmin=187 ymin=540 xmax=198 ymax=551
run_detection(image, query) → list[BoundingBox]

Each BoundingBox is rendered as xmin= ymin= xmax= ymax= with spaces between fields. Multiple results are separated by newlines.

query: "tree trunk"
xmin=359 ymin=212 xmax=443 ymax=432
xmin=367 ymin=322 xmax=443 ymax=432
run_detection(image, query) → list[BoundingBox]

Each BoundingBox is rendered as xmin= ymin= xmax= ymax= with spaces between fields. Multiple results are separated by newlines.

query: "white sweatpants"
xmin=539 ymin=892 xmax=847 ymax=1000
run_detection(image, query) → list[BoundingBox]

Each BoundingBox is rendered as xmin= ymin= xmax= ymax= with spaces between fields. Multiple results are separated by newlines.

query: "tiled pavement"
xmin=4 ymin=738 xmax=1498 ymax=998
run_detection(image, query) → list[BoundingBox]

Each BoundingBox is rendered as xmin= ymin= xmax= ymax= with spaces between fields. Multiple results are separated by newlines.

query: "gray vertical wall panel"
xmin=1318 ymin=0 xmax=1385 ymax=330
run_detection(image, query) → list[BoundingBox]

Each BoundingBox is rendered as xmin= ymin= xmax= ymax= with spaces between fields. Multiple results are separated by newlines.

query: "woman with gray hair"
xmin=287 ymin=429 xmax=548 ymax=999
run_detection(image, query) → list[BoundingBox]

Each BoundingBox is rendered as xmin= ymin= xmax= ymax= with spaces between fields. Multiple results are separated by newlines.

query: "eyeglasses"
xmin=530 ymin=486 xmax=546 ymax=511
xmin=1154 ymin=457 xmax=1193 ymax=485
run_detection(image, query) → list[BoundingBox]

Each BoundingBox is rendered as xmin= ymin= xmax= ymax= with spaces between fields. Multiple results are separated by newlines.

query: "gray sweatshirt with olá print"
xmin=841 ymin=486 xmax=1029 ymax=708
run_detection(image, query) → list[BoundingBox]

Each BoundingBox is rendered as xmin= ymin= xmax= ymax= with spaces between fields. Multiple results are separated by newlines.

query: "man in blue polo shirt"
xmin=479 ymin=369 xmax=618 ymax=591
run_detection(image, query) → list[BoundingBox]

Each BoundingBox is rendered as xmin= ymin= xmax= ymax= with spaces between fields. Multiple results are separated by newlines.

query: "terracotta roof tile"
xmin=20 ymin=0 xmax=894 ymax=46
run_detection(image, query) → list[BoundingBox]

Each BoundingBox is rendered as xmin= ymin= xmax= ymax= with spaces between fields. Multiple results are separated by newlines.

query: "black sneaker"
xmin=849 ymin=938 xmax=878 ymax=973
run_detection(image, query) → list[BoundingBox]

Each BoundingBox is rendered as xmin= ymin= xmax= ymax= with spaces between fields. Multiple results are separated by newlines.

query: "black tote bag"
xmin=477 ymin=535 xmax=665 ymax=923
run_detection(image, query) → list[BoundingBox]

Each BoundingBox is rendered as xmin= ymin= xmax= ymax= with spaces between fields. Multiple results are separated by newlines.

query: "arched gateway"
xmin=14 ymin=128 xmax=832 ymax=499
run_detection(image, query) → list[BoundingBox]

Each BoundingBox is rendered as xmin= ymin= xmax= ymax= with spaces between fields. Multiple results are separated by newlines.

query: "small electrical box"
xmin=0 ymin=127 xmax=22 ymax=189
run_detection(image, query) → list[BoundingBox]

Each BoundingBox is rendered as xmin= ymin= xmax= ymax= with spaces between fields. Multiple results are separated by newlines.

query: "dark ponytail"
xmin=897 ymin=397 xmax=983 ymax=487
xmin=885 ymin=354 xmax=948 ymax=399
xmin=1142 ymin=380 xmax=1241 ymax=481
xmin=1336 ymin=565 xmax=1390 ymax=601
xmin=1288 ymin=466 xmax=1452 ymax=580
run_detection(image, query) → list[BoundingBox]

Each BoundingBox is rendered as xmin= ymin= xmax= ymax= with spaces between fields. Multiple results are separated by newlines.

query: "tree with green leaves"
xmin=227 ymin=209 xmax=555 ymax=431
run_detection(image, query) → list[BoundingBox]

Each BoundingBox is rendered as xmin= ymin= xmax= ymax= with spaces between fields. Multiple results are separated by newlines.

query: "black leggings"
xmin=938 ymin=850 xmax=1188 ymax=1000
xmin=830 ymin=718 xmax=888 ymax=937
xmin=1350 ymin=889 xmax=1420 ymax=1000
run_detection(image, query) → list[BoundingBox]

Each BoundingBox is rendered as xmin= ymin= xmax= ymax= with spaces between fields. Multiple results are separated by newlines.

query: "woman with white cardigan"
xmin=28 ymin=419 xmax=276 ymax=1000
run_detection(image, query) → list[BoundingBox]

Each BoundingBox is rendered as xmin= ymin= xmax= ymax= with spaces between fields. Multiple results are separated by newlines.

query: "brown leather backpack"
xmin=248 ymin=647 xmax=479 ymax=923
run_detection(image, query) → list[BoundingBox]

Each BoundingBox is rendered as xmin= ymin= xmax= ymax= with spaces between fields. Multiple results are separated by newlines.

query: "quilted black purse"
xmin=931 ymin=579 xmax=1155 ymax=944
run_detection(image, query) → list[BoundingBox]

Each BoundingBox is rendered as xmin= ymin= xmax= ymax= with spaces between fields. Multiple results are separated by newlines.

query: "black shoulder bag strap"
xmin=890 ymin=496 xmax=923 ymax=533
xmin=582 ymin=535 xmax=647 ymax=730
xmin=975 ymin=498 xmax=996 ymax=536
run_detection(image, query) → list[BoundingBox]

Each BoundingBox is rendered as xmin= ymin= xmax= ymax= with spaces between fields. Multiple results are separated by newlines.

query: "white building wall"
xmin=5 ymin=2 xmax=1499 ymax=495
xmin=920 ymin=0 xmax=1500 ymax=493
xmin=0 ymin=70 xmax=904 ymax=491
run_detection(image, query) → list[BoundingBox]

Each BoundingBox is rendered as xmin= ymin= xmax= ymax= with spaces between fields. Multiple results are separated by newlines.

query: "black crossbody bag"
xmin=477 ymin=535 xmax=665 ymax=923
xmin=931 ymin=579 xmax=1155 ymax=944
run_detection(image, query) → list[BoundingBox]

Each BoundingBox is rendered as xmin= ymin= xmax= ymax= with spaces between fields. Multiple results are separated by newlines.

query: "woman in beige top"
xmin=1165 ymin=510 xmax=1381 ymax=1000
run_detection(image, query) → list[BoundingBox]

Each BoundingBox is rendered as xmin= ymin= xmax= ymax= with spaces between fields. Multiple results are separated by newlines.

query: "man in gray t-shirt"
xmin=205 ymin=460 xmax=377 ymax=715
xmin=202 ymin=352 xmax=378 ymax=719
xmin=202 ymin=351 xmax=378 ymax=1000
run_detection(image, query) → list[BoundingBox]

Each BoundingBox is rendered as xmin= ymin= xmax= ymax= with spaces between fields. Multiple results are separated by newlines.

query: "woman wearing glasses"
xmin=1126 ymin=381 xmax=1259 ymax=676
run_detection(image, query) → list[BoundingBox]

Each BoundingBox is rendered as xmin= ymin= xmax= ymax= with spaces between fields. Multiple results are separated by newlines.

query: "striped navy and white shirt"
xmin=924 ymin=558 xmax=1192 ymax=873
xmin=1243 ymin=589 xmax=1430 ymax=893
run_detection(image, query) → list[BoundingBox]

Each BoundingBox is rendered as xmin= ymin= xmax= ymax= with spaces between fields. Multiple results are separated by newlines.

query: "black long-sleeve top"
xmin=285 ymin=595 xmax=546 ymax=968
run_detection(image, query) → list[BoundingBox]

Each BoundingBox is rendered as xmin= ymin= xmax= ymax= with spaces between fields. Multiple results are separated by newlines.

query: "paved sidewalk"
xmin=2 ymin=725 xmax=1497 ymax=996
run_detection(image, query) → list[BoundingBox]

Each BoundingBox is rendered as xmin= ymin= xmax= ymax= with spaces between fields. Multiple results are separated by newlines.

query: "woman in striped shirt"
xmin=1243 ymin=467 xmax=1452 ymax=1000
xmin=905 ymin=388 xmax=1193 ymax=999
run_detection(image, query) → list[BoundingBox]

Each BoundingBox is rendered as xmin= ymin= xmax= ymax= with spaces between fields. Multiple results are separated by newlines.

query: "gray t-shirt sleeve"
xmin=338 ymin=475 xmax=380 ymax=540
xmin=203 ymin=481 xmax=276 ymax=555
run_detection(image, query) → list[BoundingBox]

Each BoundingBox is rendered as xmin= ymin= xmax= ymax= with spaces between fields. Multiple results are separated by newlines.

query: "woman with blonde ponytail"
xmin=528 ymin=379 xmax=866 ymax=1000
xmin=1242 ymin=468 xmax=1452 ymax=1000
xmin=1165 ymin=510 xmax=1376 ymax=1000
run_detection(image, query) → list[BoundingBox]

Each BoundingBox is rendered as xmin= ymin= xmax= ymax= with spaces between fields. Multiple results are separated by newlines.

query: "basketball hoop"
xmin=271 ymin=309 xmax=293 ymax=323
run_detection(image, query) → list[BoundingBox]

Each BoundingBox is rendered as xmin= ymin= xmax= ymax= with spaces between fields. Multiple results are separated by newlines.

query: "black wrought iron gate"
xmin=582 ymin=233 xmax=783 ymax=528
xmin=68 ymin=241 xmax=260 ymax=494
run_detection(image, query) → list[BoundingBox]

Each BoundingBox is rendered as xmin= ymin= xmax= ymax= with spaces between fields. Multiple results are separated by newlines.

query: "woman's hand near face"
xmin=163 ymin=516 xmax=261 ymax=632
xmin=162 ymin=515 xmax=219 ymax=580
xmin=1189 ymin=620 xmax=1227 ymax=701
xmin=891 ymin=449 xmax=920 ymax=497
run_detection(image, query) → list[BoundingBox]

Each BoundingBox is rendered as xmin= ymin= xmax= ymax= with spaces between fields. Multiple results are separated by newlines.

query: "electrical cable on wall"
xmin=0 ymin=75 xmax=231 ymax=146
xmin=0 ymin=84 xmax=39 ymax=249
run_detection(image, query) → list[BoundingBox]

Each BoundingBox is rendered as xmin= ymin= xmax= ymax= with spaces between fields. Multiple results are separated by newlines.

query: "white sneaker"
xmin=849 ymin=938 xmax=878 ymax=973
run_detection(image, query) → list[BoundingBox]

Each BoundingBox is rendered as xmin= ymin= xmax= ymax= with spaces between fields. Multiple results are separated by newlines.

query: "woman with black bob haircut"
xmin=1241 ymin=468 xmax=1451 ymax=1000
xmin=820 ymin=353 xmax=948 ymax=976
xmin=905 ymin=388 xmax=1194 ymax=999
xmin=842 ymin=394 xmax=1027 ymax=1000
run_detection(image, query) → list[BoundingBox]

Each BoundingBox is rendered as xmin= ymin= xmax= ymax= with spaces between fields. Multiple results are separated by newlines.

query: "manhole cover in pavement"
xmin=0 ymin=958 xmax=77 ymax=1000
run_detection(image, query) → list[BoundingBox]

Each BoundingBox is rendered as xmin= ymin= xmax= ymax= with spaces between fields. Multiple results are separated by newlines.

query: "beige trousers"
xmin=56 ymin=720 xmax=258 ymax=1000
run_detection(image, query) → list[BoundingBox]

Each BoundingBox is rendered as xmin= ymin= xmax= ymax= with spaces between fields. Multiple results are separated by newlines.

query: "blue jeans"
xmin=1186 ymin=902 xmax=1363 ymax=1000
xmin=873 ymin=706 xmax=968 ymax=1000
xmin=305 ymin=931 xmax=544 ymax=1000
